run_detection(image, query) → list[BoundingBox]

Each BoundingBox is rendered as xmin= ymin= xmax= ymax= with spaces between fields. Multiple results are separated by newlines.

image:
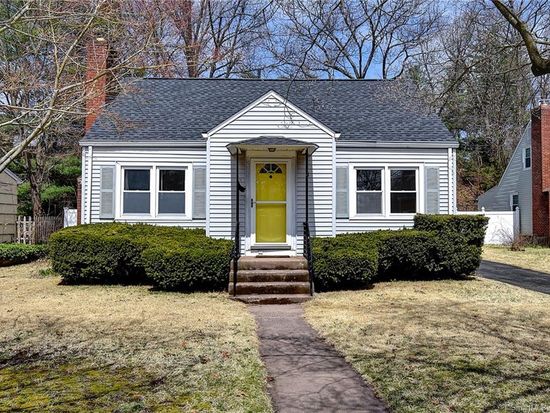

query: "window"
xmin=390 ymin=169 xmax=417 ymax=214
xmin=356 ymin=169 xmax=383 ymax=214
xmin=524 ymin=147 xmax=531 ymax=169
xmin=123 ymin=169 xmax=150 ymax=214
xmin=511 ymin=193 xmax=519 ymax=211
xmin=158 ymin=169 xmax=186 ymax=214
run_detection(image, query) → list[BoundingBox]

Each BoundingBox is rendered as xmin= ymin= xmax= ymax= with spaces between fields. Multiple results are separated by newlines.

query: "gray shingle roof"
xmin=85 ymin=78 xmax=455 ymax=144
xmin=237 ymin=136 xmax=315 ymax=146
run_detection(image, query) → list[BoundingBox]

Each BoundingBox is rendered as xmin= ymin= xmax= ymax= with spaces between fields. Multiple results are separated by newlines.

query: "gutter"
xmin=336 ymin=140 xmax=459 ymax=149
xmin=79 ymin=140 xmax=207 ymax=147
xmin=80 ymin=139 xmax=458 ymax=149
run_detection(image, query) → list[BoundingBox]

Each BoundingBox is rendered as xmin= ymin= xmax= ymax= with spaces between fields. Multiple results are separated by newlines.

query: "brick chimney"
xmin=85 ymin=37 xmax=109 ymax=132
xmin=531 ymin=101 xmax=550 ymax=240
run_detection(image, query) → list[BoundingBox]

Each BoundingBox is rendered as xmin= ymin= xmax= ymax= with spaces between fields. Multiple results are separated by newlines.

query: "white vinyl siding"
xmin=478 ymin=125 xmax=532 ymax=235
xmin=336 ymin=146 xmax=453 ymax=232
xmin=86 ymin=146 xmax=206 ymax=228
xmin=208 ymin=94 xmax=335 ymax=254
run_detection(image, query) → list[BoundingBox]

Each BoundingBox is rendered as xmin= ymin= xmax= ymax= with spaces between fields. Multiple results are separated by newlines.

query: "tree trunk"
xmin=25 ymin=152 xmax=44 ymax=219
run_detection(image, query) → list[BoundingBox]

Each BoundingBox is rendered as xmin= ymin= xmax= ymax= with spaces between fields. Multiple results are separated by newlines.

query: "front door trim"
xmin=249 ymin=157 xmax=295 ymax=253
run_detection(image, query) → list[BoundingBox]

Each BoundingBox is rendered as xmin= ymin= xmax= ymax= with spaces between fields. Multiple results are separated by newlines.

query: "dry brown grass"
xmin=304 ymin=278 xmax=550 ymax=413
xmin=0 ymin=261 xmax=272 ymax=412
xmin=483 ymin=245 xmax=550 ymax=274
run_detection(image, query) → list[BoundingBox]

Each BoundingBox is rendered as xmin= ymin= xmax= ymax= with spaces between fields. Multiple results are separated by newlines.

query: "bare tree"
xmin=406 ymin=2 xmax=541 ymax=209
xmin=0 ymin=0 xmax=153 ymax=215
xmin=270 ymin=0 xmax=442 ymax=79
xmin=491 ymin=0 xmax=550 ymax=76
xmin=125 ymin=0 xmax=276 ymax=78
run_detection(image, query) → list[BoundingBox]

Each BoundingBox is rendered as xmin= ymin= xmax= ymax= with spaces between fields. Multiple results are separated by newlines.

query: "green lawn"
xmin=304 ymin=279 xmax=550 ymax=413
xmin=483 ymin=245 xmax=550 ymax=274
xmin=0 ymin=261 xmax=272 ymax=412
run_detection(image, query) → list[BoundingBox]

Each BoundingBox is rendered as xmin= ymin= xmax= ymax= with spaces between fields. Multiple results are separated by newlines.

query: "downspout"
xmin=80 ymin=148 xmax=86 ymax=224
xmin=453 ymin=148 xmax=457 ymax=213
xmin=305 ymin=150 xmax=309 ymax=224
xmin=205 ymin=135 xmax=211 ymax=236
xmin=87 ymin=145 xmax=93 ymax=223
xmin=448 ymin=147 xmax=453 ymax=214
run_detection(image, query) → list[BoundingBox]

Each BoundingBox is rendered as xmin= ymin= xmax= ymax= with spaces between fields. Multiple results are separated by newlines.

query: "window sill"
xmin=349 ymin=214 xmax=416 ymax=220
xmin=117 ymin=215 xmax=192 ymax=221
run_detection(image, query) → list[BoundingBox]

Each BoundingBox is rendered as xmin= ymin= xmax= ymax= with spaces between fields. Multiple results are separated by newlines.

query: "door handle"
xmin=251 ymin=198 xmax=254 ymax=208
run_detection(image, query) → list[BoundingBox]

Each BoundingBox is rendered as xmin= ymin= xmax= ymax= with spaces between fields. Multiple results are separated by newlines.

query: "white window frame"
xmin=354 ymin=168 xmax=384 ymax=216
xmin=523 ymin=147 xmax=531 ymax=170
xmin=116 ymin=163 xmax=193 ymax=220
xmin=121 ymin=166 xmax=152 ymax=217
xmin=389 ymin=167 xmax=419 ymax=215
xmin=510 ymin=192 xmax=519 ymax=211
xmin=156 ymin=167 xmax=190 ymax=218
xmin=349 ymin=164 xmax=424 ymax=219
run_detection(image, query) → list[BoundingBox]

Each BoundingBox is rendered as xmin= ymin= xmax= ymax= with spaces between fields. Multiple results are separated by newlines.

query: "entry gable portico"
xmin=206 ymin=90 xmax=337 ymax=256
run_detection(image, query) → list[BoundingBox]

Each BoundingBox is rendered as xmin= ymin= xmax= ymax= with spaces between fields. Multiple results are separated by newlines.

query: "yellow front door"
xmin=256 ymin=163 xmax=287 ymax=243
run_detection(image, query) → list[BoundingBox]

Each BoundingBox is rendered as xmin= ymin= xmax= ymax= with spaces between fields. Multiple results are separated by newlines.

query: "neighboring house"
xmin=478 ymin=102 xmax=550 ymax=241
xmin=0 ymin=169 xmax=22 ymax=242
xmin=79 ymin=39 xmax=458 ymax=259
xmin=478 ymin=124 xmax=533 ymax=234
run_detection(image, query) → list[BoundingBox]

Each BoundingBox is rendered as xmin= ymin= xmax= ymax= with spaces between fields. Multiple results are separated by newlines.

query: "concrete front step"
xmin=231 ymin=294 xmax=312 ymax=304
xmin=230 ymin=269 xmax=309 ymax=283
xmin=237 ymin=256 xmax=308 ymax=271
xmin=229 ymin=281 xmax=310 ymax=295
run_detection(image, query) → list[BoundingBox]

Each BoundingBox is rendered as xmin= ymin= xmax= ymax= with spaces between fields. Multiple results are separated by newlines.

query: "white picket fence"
xmin=16 ymin=216 xmax=63 ymax=244
xmin=457 ymin=207 xmax=520 ymax=245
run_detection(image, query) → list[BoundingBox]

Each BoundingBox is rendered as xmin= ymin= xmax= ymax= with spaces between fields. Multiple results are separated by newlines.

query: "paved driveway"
xmin=478 ymin=261 xmax=550 ymax=294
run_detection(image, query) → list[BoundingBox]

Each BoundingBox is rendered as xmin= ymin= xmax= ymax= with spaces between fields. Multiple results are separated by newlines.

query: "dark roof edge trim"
xmin=4 ymin=168 xmax=23 ymax=184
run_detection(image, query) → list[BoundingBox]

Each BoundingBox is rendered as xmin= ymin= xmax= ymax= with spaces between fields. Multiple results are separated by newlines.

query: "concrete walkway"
xmin=249 ymin=304 xmax=388 ymax=413
xmin=478 ymin=260 xmax=550 ymax=294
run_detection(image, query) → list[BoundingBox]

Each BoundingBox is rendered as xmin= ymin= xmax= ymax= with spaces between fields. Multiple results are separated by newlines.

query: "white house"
xmin=79 ymin=40 xmax=458 ymax=301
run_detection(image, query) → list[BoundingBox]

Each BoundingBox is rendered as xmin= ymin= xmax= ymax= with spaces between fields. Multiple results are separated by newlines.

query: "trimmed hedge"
xmin=49 ymin=215 xmax=487 ymax=292
xmin=313 ymin=214 xmax=488 ymax=290
xmin=414 ymin=214 xmax=488 ymax=247
xmin=312 ymin=233 xmax=379 ymax=291
xmin=0 ymin=244 xmax=48 ymax=266
xmin=143 ymin=243 xmax=232 ymax=291
xmin=49 ymin=224 xmax=233 ymax=291
xmin=377 ymin=230 xmax=482 ymax=280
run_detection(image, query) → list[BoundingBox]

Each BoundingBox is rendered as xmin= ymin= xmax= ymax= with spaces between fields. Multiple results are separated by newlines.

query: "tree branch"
xmin=491 ymin=0 xmax=550 ymax=76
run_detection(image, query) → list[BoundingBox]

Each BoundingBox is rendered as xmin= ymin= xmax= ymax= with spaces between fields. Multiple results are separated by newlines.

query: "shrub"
xmin=49 ymin=223 xmax=233 ymax=290
xmin=312 ymin=233 xmax=379 ymax=291
xmin=377 ymin=230 xmax=438 ymax=278
xmin=49 ymin=223 xmax=147 ymax=284
xmin=312 ymin=214 xmax=487 ymax=289
xmin=143 ymin=241 xmax=233 ymax=292
xmin=414 ymin=214 xmax=489 ymax=247
xmin=0 ymin=243 xmax=48 ymax=266
xmin=377 ymin=229 xmax=482 ymax=280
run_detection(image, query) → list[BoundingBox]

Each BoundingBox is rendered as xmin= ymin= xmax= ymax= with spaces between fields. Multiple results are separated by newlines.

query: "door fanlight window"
xmin=259 ymin=163 xmax=283 ymax=179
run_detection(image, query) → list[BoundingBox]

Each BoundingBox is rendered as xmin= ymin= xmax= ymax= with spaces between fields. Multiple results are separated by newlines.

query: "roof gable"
xmin=206 ymin=90 xmax=337 ymax=137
